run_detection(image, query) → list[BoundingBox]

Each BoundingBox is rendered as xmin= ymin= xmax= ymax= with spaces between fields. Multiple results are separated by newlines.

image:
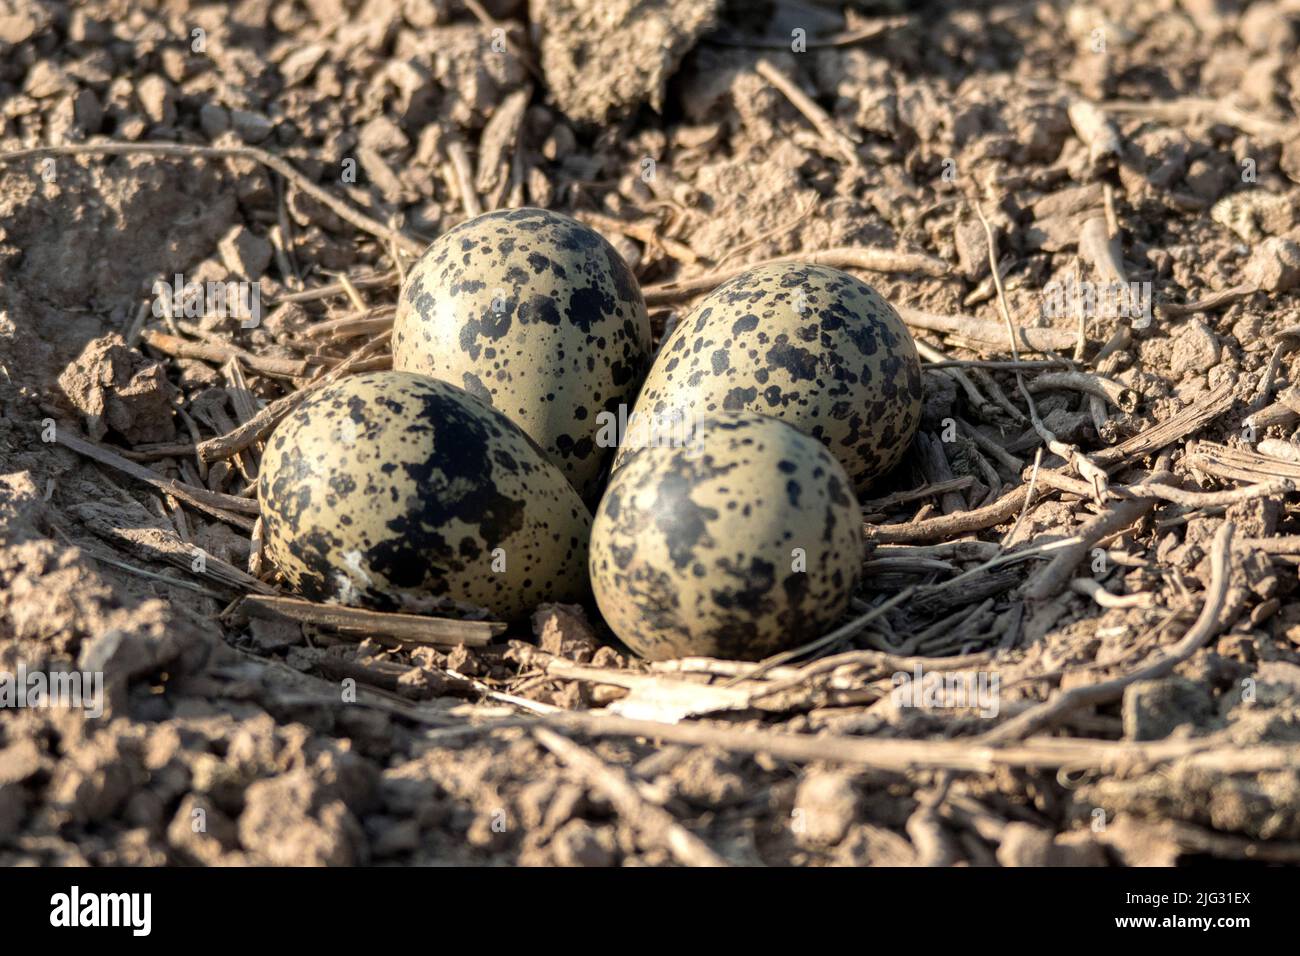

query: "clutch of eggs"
xmin=258 ymin=212 xmax=924 ymax=661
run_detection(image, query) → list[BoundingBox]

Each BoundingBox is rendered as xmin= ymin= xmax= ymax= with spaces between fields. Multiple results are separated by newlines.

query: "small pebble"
xmin=230 ymin=108 xmax=274 ymax=144
xmin=199 ymin=103 xmax=230 ymax=140
xmin=793 ymin=770 xmax=858 ymax=847
xmin=1247 ymin=237 xmax=1300 ymax=292
xmin=550 ymin=820 xmax=617 ymax=867
xmin=136 ymin=74 xmax=175 ymax=126
xmin=1169 ymin=319 xmax=1220 ymax=377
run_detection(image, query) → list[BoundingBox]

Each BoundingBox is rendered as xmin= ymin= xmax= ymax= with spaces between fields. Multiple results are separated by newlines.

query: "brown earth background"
xmin=2 ymin=0 xmax=1300 ymax=866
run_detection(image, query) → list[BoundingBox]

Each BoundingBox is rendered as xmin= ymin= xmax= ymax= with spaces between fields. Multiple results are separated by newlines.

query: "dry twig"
xmin=535 ymin=711 xmax=1258 ymax=774
xmin=232 ymin=595 xmax=502 ymax=647
xmin=896 ymin=306 xmax=1078 ymax=353
xmin=642 ymin=247 xmax=948 ymax=305
xmin=975 ymin=200 xmax=1109 ymax=497
xmin=755 ymin=59 xmax=861 ymax=168
xmin=142 ymin=329 xmax=318 ymax=378
xmin=55 ymin=430 xmax=258 ymax=531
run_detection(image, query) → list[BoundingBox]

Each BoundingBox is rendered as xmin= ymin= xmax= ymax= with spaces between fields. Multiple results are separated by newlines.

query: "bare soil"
xmin=2 ymin=0 xmax=1300 ymax=866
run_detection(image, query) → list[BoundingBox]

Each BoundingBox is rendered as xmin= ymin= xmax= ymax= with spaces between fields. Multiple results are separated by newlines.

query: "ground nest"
xmin=2 ymin=0 xmax=1300 ymax=866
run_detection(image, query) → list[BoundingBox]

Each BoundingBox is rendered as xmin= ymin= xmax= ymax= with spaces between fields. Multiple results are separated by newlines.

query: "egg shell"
xmin=258 ymin=370 xmax=592 ymax=621
xmin=589 ymin=411 xmax=866 ymax=661
xmin=615 ymin=263 xmax=923 ymax=493
xmin=393 ymin=207 xmax=652 ymax=500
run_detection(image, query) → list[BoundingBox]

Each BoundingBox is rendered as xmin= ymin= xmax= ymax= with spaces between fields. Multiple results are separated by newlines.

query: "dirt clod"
xmin=218 ymin=225 xmax=274 ymax=281
xmin=532 ymin=0 xmax=722 ymax=124
xmin=57 ymin=333 xmax=178 ymax=443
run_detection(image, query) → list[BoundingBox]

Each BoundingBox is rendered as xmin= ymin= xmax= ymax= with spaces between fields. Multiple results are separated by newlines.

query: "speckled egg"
xmin=393 ymin=207 xmax=652 ymax=500
xmin=590 ymin=411 xmax=865 ymax=661
xmin=615 ymin=263 xmax=923 ymax=493
xmin=258 ymin=370 xmax=591 ymax=621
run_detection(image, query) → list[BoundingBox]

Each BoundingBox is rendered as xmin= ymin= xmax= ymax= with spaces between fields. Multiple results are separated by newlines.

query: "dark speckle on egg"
xmin=614 ymin=263 xmax=923 ymax=494
xmin=590 ymin=411 xmax=865 ymax=661
xmin=393 ymin=208 xmax=652 ymax=500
